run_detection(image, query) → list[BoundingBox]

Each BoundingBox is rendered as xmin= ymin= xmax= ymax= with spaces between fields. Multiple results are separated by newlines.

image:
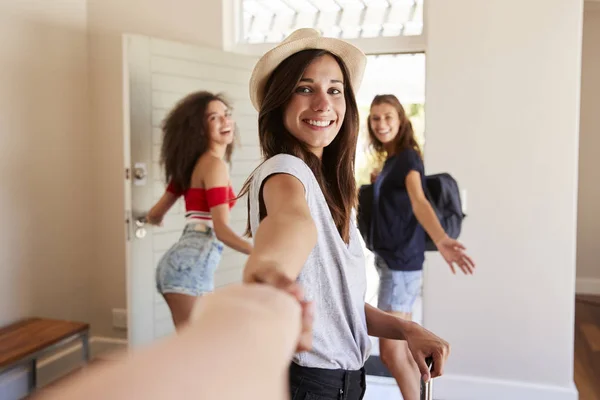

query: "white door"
xmin=123 ymin=34 xmax=260 ymax=347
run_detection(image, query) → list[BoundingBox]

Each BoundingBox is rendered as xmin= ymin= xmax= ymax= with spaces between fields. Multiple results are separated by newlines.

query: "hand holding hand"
xmin=246 ymin=267 xmax=314 ymax=352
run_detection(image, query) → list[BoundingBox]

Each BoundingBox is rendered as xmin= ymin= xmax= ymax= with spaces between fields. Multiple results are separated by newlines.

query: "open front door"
xmin=123 ymin=34 xmax=259 ymax=347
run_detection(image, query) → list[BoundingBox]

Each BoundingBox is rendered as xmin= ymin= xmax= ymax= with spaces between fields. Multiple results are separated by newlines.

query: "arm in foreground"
xmin=35 ymin=284 xmax=304 ymax=400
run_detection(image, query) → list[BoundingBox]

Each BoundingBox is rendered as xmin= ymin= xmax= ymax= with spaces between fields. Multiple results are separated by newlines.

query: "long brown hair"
xmin=240 ymin=49 xmax=359 ymax=243
xmin=160 ymin=91 xmax=236 ymax=192
xmin=368 ymin=94 xmax=421 ymax=161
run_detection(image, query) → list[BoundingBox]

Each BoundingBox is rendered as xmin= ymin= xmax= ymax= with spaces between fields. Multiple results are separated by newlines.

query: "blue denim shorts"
xmin=375 ymin=256 xmax=423 ymax=313
xmin=156 ymin=223 xmax=224 ymax=296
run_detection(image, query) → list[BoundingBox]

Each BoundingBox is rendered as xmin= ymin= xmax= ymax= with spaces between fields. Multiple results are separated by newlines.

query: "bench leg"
xmin=81 ymin=332 xmax=90 ymax=364
xmin=29 ymin=359 xmax=37 ymax=392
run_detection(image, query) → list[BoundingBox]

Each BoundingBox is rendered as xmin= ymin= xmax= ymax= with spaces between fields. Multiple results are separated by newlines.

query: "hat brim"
xmin=249 ymin=35 xmax=366 ymax=111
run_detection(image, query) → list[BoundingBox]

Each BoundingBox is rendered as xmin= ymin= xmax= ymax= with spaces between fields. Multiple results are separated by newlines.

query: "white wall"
xmin=424 ymin=0 xmax=582 ymax=399
xmin=0 ymin=1 xmax=91 ymax=327
xmin=576 ymin=3 xmax=600 ymax=295
xmin=87 ymin=0 xmax=227 ymax=337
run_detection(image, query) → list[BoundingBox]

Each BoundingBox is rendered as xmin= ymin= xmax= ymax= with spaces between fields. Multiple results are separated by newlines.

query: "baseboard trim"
xmin=433 ymin=374 xmax=577 ymax=400
xmin=365 ymin=374 xmax=578 ymax=400
xmin=576 ymin=277 xmax=600 ymax=295
xmin=0 ymin=336 xmax=127 ymax=400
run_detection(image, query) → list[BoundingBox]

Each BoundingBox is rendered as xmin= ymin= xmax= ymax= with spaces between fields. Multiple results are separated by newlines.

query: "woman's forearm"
xmin=213 ymin=222 xmax=253 ymax=255
xmin=243 ymin=210 xmax=317 ymax=283
xmin=412 ymin=199 xmax=447 ymax=244
xmin=365 ymin=303 xmax=414 ymax=340
xmin=147 ymin=192 xmax=178 ymax=224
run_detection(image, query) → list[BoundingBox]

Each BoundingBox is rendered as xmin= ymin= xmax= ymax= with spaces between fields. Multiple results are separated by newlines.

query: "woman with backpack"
xmin=368 ymin=94 xmax=475 ymax=400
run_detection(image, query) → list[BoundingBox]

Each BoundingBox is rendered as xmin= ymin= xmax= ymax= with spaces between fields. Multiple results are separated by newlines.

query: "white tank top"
xmin=249 ymin=154 xmax=371 ymax=370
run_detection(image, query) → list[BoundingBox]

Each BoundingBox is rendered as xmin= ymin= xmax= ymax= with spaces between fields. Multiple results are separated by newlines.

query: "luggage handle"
xmin=420 ymin=357 xmax=434 ymax=400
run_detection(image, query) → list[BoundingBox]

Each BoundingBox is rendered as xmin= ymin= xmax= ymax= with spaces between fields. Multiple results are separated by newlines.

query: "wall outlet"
xmin=112 ymin=308 xmax=128 ymax=330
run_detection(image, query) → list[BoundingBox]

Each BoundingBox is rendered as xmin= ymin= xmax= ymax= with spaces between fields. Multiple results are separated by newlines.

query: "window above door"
xmin=226 ymin=0 xmax=426 ymax=55
xmin=241 ymin=0 xmax=423 ymax=43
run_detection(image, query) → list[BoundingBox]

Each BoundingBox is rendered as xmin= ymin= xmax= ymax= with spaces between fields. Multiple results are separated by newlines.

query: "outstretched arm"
xmin=243 ymin=173 xmax=317 ymax=283
xmin=35 ymin=284 xmax=304 ymax=400
xmin=406 ymin=171 xmax=475 ymax=274
xmin=243 ymin=173 xmax=317 ymax=351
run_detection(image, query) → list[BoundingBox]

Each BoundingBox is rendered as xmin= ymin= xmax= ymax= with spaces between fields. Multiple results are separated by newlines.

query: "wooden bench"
xmin=0 ymin=318 xmax=90 ymax=393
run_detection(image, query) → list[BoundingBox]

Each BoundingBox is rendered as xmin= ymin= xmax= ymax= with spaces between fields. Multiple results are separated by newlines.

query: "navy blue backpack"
xmin=357 ymin=184 xmax=375 ymax=251
xmin=422 ymin=173 xmax=466 ymax=251
xmin=356 ymin=173 xmax=465 ymax=252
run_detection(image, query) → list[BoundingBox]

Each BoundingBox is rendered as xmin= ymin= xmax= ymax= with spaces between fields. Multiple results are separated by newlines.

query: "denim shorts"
xmin=156 ymin=223 xmax=224 ymax=296
xmin=375 ymin=256 xmax=423 ymax=313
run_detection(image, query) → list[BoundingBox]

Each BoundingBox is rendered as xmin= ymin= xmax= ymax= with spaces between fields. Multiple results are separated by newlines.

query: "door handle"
xmin=134 ymin=216 xmax=147 ymax=238
xmin=133 ymin=164 xmax=147 ymax=180
xmin=135 ymin=217 xmax=147 ymax=227
xmin=132 ymin=163 xmax=148 ymax=186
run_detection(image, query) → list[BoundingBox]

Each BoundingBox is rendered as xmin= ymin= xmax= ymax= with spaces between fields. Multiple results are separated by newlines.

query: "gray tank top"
xmin=249 ymin=154 xmax=371 ymax=370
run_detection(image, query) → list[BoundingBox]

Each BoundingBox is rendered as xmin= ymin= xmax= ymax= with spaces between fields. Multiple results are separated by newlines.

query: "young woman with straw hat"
xmin=240 ymin=28 xmax=450 ymax=400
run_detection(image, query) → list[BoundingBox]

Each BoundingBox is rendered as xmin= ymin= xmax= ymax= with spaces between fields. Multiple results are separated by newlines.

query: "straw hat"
xmin=249 ymin=28 xmax=367 ymax=111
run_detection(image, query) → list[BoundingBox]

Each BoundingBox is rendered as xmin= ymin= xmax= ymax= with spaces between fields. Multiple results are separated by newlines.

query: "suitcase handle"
xmin=420 ymin=357 xmax=434 ymax=400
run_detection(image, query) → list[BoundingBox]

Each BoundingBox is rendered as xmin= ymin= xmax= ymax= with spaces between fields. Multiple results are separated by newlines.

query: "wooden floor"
xmin=575 ymin=295 xmax=600 ymax=400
